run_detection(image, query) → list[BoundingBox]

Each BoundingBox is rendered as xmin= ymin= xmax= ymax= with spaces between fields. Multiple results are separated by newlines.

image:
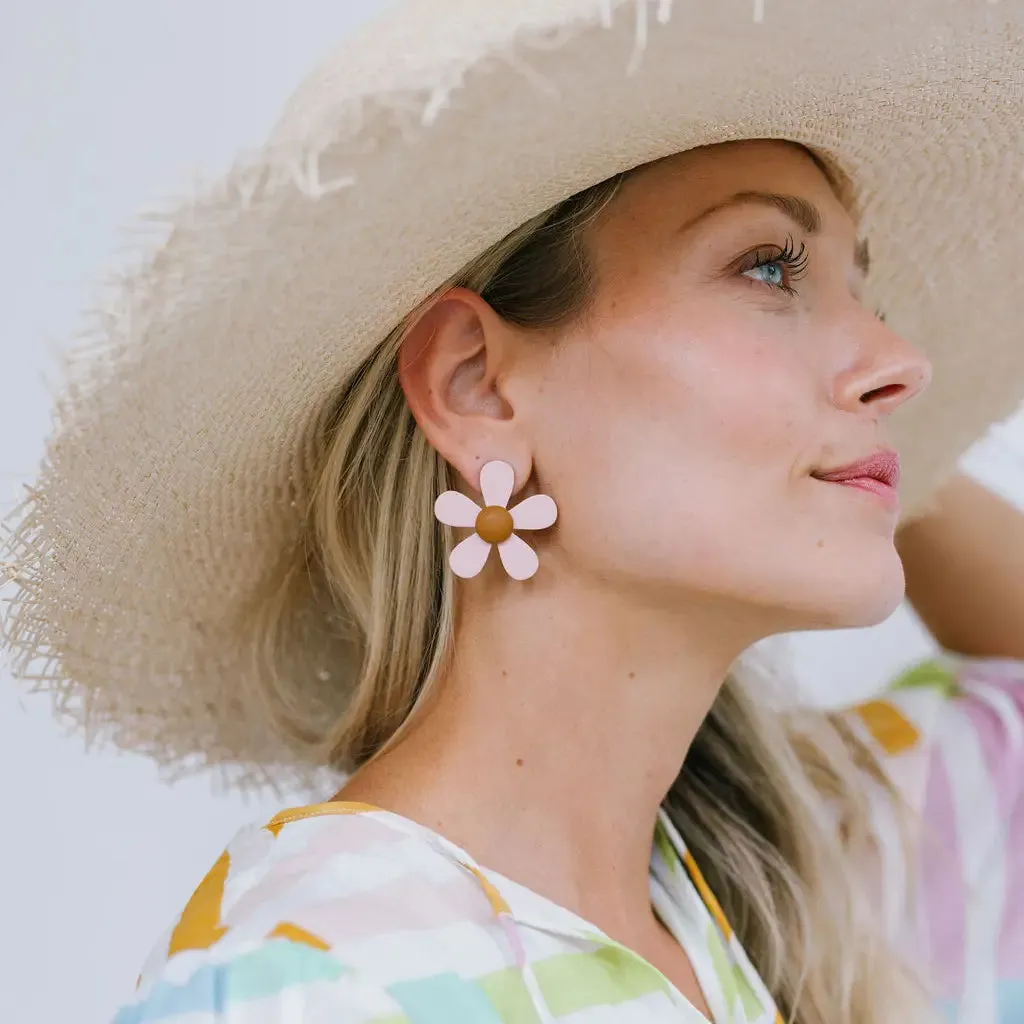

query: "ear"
xmin=398 ymin=287 xmax=533 ymax=496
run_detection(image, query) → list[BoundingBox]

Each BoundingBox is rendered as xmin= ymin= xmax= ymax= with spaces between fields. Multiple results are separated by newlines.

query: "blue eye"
xmin=737 ymin=235 xmax=809 ymax=295
xmin=744 ymin=261 xmax=786 ymax=287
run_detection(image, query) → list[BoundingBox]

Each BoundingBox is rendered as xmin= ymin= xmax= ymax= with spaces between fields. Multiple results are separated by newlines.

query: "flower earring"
xmin=434 ymin=460 xmax=558 ymax=580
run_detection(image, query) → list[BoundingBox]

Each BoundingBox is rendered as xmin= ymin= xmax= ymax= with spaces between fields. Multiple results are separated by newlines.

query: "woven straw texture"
xmin=2 ymin=0 xmax=1024 ymax=789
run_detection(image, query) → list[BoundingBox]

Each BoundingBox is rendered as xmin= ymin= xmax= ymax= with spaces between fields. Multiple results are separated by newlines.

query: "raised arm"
xmin=895 ymin=473 xmax=1024 ymax=660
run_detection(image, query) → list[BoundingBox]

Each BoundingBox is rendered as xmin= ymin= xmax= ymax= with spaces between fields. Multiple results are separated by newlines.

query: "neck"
xmin=339 ymin=573 xmax=767 ymax=940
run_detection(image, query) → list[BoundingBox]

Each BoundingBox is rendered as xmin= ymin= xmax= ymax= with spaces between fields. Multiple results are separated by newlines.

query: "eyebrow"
xmin=679 ymin=190 xmax=870 ymax=274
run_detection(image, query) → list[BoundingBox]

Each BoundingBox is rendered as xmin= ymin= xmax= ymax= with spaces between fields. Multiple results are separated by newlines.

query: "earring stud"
xmin=433 ymin=460 xmax=558 ymax=580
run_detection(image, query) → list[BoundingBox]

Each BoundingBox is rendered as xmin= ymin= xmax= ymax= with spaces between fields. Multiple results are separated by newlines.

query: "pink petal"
xmin=509 ymin=494 xmax=557 ymax=531
xmin=449 ymin=534 xmax=492 ymax=579
xmin=479 ymin=460 xmax=514 ymax=509
xmin=497 ymin=533 xmax=539 ymax=581
xmin=434 ymin=491 xmax=481 ymax=528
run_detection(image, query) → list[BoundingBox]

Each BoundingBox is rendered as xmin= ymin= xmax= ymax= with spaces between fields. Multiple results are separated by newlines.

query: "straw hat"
xmin=3 ymin=0 xmax=1024 ymax=788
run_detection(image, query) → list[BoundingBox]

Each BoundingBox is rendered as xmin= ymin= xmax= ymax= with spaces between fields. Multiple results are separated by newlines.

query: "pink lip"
xmin=813 ymin=448 xmax=901 ymax=511
xmin=824 ymin=476 xmax=900 ymax=510
xmin=816 ymin=449 xmax=901 ymax=488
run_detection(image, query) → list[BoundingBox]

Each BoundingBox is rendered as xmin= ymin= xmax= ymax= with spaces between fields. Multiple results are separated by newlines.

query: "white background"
xmin=2 ymin=3 xmax=1023 ymax=1023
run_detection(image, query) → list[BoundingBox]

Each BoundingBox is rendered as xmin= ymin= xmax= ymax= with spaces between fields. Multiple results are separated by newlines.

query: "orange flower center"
xmin=475 ymin=505 xmax=514 ymax=544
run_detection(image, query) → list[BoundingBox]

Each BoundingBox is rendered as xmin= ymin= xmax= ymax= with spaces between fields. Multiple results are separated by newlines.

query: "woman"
xmin=3 ymin=4 xmax=1023 ymax=1024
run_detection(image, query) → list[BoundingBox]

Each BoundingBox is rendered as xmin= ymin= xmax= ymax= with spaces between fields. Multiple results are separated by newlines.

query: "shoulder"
xmin=118 ymin=803 xmax=515 ymax=1023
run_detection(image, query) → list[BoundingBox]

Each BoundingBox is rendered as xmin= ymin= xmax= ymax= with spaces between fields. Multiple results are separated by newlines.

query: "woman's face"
xmin=506 ymin=140 xmax=932 ymax=633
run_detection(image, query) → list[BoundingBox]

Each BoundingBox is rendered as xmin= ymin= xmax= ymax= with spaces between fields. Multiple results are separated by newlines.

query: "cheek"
xmin=546 ymin=315 xmax=812 ymax=485
xmin=535 ymin=315 xmax=815 ymax=566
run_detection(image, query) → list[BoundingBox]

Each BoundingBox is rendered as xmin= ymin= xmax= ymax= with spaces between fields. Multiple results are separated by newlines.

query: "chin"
xmin=784 ymin=546 xmax=907 ymax=632
xmin=825 ymin=567 xmax=907 ymax=629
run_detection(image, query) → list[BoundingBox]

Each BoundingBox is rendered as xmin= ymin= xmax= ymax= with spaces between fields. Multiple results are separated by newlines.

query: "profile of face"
xmin=400 ymin=139 xmax=933 ymax=640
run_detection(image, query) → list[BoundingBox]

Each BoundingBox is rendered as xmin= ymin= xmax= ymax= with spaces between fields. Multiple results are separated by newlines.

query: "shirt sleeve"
xmin=112 ymin=937 xmax=410 ymax=1024
xmin=846 ymin=653 xmax=1024 ymax=1023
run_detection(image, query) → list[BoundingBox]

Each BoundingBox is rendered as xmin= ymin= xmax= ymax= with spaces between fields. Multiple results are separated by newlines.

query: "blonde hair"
xmin=303 ymin=157 xmax=935 ymax=1023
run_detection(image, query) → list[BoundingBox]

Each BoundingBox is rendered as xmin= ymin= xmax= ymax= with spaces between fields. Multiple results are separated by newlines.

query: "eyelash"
xmin=738 ymin=234 xmax=809 ymax=296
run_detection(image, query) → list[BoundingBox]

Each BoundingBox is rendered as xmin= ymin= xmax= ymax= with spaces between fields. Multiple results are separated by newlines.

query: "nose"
xmin=832 ymin=308 xmax=933 ymax=417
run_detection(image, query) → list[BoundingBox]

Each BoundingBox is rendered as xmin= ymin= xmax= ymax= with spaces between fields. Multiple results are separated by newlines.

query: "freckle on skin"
xmin=516 ymin=758 xmax=524 ymax=767
xmin=628 ymin=671 xmax=636 ymax=679
xmin=817 ymin=538 xmax=825 ymax=548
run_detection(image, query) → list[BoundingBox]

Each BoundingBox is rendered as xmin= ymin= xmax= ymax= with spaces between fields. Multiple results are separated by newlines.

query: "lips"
xmin=812 ymin=449 xmax=901 ymax=510
xmin=813 ymin=449 xmax=901 ymax=488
